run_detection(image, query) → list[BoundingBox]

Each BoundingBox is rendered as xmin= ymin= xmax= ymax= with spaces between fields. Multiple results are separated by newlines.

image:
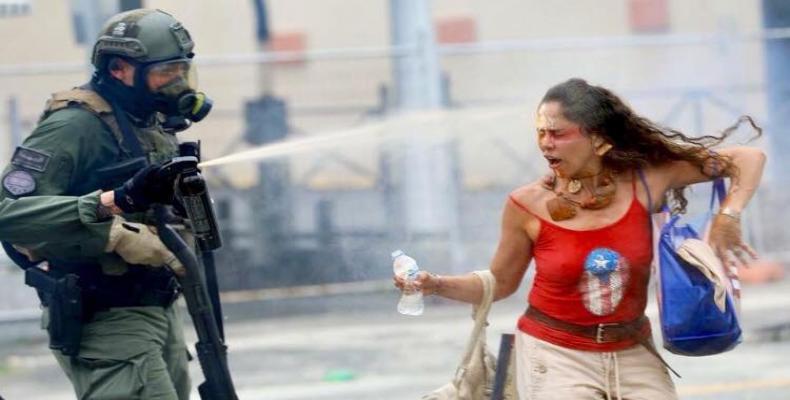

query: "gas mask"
xmin=140 ymin=59 xmax=213 ymax=124
xmin=94 ymin=58 xmax=213 ymax=130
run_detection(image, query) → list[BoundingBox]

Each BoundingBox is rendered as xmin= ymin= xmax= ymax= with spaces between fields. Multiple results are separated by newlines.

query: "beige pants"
xmin=514 ymin=331 xmax=677 ymax=400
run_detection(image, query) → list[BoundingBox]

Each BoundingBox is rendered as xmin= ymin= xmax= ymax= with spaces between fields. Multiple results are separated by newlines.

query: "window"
xmin=270 ymin=31 xmax=307 ymax=65
xmin=628 ymin=0 xmax=669 ymax=33
xmin=436 ymin=16 xmax=477 ymax=44
xmin=0 ymin=0 xmax=32 ymax=18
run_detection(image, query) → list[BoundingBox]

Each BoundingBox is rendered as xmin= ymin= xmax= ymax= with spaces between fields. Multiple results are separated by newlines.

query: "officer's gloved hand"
xmin=104 ymin=216 xmax=185 ymax=276
xmin=113 ymin=163 xmax=176 ymax=213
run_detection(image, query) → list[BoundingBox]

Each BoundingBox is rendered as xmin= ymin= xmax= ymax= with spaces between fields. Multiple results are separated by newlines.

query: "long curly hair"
xmin=540 ymin=78 xmax=761 ymax=214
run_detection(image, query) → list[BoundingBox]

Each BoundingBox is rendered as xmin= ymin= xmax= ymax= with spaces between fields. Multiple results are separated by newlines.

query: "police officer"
xmin=0 ymin=9 xmax=212 ymax=400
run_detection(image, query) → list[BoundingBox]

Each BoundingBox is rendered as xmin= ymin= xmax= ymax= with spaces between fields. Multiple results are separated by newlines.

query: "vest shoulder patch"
xmin=3 ymin=170 xmax=37 ymax=196
xmin=11 ymin=146 xmax=51 ymax=172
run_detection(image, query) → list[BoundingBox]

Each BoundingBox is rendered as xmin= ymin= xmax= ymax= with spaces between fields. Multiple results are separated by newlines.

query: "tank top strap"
xmin=508 ymin=194 xmax=539 ymax=218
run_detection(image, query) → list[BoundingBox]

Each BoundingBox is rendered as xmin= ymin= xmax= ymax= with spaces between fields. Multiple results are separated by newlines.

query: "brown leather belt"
xmin=524 ymin=307 xmax=680 ymax=378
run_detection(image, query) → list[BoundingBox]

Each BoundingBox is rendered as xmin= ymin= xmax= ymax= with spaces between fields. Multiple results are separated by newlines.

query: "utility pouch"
xmin=24 ymin=268 xmax=84 ymax=356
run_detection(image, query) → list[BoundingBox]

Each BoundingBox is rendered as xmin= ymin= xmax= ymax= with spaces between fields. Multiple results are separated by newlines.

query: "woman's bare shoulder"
xmin=509 ymin=179 xmax=552 ymax=213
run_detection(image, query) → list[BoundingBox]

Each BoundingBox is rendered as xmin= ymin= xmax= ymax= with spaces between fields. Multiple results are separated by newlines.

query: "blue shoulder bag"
xmin=641 ymin=172 xmax=742 ymax=356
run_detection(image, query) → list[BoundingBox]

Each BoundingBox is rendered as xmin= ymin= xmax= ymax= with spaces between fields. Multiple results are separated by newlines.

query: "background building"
xmin=2 ymin=1 xmax=790 ymax=399
xmin=0 ymin=0 xmax=784 ymax=288
xmin=0 ymin=0 xmax=781 ymax=293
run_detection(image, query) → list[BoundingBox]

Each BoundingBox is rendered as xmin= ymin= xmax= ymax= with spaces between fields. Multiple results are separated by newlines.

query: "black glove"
xmin=113 ymin=163 xmax=175 ymax=213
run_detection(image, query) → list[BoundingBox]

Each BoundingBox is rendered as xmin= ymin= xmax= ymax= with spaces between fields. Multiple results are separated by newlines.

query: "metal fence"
xmin=0 ymin=27 xmax=786 ymax=295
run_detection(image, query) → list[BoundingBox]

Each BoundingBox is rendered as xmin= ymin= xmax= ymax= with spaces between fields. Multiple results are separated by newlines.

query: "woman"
xmin=395 ymin=78 xmax=766 ymax=399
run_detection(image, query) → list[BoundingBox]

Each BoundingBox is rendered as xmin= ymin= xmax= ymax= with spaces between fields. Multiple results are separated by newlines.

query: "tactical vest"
xmin=42 ymin=87 xmax=129 ymax=156
xmin=37 ymin=87 xmax=182 ymax=276
xmin=41 ymin=86 xmax=179 ymax=192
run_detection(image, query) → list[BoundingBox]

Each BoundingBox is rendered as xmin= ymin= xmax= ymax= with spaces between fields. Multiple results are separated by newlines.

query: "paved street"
xmin=1 ymin=279 xmax=789 ymax=399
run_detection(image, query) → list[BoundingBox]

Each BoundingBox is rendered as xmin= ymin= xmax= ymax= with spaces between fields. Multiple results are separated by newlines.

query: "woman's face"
xmin=536 ymin=101 xmax=602 ymax=178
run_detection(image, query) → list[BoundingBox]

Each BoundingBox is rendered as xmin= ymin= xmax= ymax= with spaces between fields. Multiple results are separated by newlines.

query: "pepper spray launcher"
xmin=156 ymin=155 xmax=222 ymax=251
xmin=153 ymin=155 xmax=238 ymax=399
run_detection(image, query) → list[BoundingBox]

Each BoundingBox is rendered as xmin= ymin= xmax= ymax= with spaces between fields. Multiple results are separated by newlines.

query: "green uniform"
xmin=0 ymin=191 xmax=105 ymax=249
xmin=1 ymin=97 xmax=191 ymax=400
xmin=0 ymin=7 xmax=217 ymax=398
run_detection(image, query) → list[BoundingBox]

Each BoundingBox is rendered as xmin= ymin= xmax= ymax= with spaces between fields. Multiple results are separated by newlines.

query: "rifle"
xmin=154 ymin=156 xmax=238 ymax=400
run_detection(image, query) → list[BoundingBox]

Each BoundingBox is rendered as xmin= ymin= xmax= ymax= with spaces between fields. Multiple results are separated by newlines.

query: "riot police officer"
xmin=0 ymin=9 xmax=212 ymax=399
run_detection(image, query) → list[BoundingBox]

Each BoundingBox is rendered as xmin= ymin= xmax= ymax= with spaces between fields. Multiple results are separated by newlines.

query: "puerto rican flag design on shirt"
xmin=579 ymin=248 xmax=630 ymax=316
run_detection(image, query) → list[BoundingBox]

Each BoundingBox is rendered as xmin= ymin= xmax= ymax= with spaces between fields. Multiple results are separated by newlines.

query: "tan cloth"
xmin=514 ymin=331 xmax=677 ymax=400
xmin=677 ymin=238 xmax=731 ymax=312
xmin=422 ymin=270 xmax=517 ymax=400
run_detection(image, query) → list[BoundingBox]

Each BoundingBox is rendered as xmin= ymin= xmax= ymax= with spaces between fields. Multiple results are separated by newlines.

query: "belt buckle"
xmin=596 ymin=323 xmax=619 ymax=343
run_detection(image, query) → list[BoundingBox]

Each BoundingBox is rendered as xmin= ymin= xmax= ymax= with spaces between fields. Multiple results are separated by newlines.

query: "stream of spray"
xmin=198 ymin=106 xmax=526 ymax=169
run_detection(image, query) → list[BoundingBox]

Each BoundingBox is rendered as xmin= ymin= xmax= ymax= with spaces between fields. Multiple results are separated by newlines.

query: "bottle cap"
xmin=391 ymin=249 xmax=404 ymax=259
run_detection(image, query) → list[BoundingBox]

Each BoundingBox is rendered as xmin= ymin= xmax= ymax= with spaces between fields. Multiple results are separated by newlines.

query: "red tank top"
xmin=510 ymin=177 xmax=652 ymax=351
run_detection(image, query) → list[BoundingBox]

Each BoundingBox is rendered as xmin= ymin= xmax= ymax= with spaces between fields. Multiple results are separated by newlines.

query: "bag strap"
xmin=636 ymin=168 xmax=671 ymax=241
xmin=709 ymin=178 xmax=726 ymax=211
xmin=707 ymin=150 xmax=727 ymax=211
xmin=108 ymin=100 xmax=147 ymax=159
xmin=474 ymin=269 xmax=495 ymax=320
xmin=454 ymin=270 xmax=496 ymax=380
xmin=636 ymin=169 xmax=653 ymax=214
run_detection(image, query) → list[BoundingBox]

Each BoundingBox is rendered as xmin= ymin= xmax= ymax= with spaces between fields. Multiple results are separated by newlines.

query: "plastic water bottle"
xmin=392 ymin=249 xmax=424 ymax=316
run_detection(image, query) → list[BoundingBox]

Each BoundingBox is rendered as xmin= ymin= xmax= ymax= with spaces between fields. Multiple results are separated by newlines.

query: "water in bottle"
xmin=392 ymin=249 xmax=424 ymax=316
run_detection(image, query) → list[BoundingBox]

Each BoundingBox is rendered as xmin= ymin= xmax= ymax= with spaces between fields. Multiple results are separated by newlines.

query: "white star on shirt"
xmin=594 ymin=256 xmax=610 ymax=269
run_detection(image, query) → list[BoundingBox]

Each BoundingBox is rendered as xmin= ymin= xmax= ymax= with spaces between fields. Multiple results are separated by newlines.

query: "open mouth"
xmin=544 ymin=155 xmax=561 ymax=168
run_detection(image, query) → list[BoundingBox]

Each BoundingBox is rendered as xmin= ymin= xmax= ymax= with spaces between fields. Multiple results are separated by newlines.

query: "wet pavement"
xmin=1 ymin=278 xmax=789 ymax=400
